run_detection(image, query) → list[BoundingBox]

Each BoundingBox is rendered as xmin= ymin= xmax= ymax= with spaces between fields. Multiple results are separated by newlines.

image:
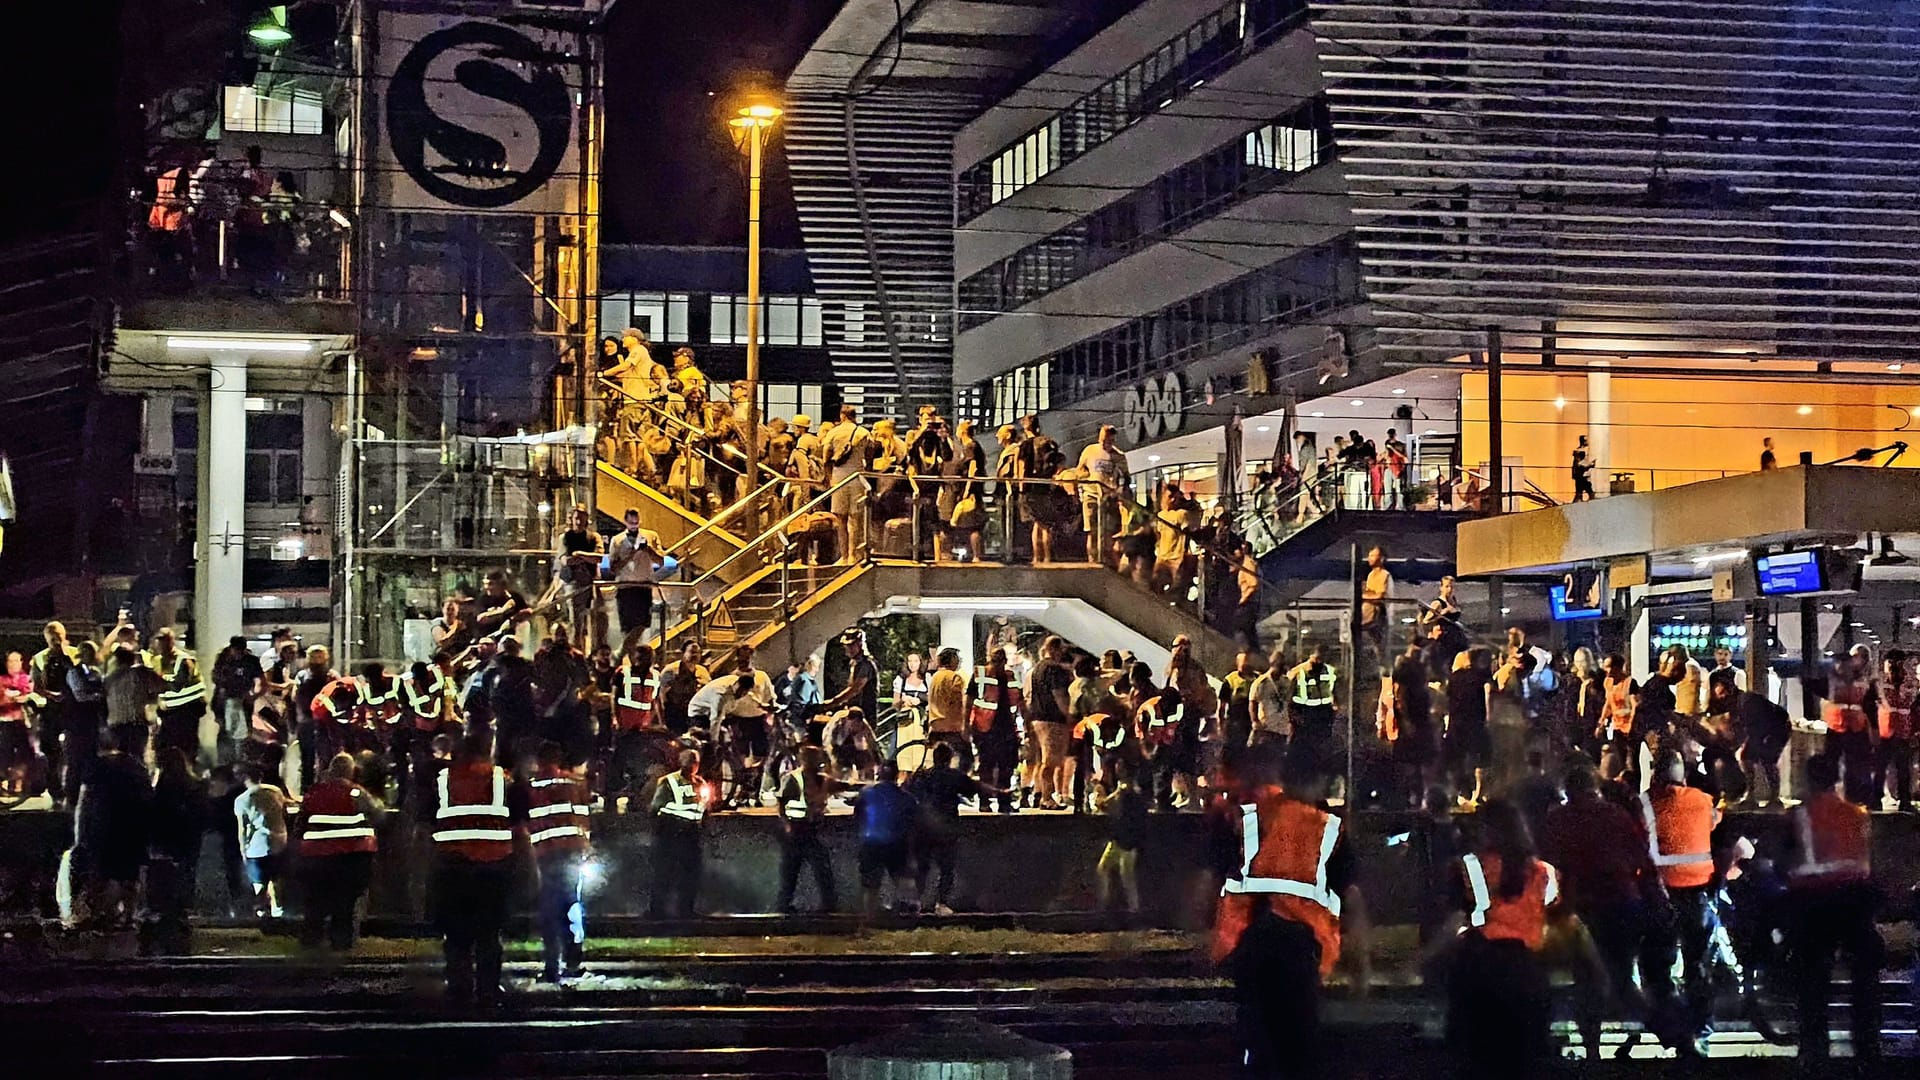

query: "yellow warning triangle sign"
xmin=705 ymin=597 xmax=738 ymax=645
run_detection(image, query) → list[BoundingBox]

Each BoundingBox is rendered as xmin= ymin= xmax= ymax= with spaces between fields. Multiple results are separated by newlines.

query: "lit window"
xmin=224 ymin=85 xmax=323 ymax=135
xmin=630 ymin=292 xmax=668 ymax=341
xmin=666 ymin=294 xmax=690 ymax=342
xmin=709 ymin=294 xmax=734 ymax=344
xmin=1245 ymin=121 xmax=1320 ymax=172
xmin=990 ymin=118 xmax=1059 ymax=204
xmin=801 ymin=298 xmax=823 ymax=346
xmin=768 ymin=297 xmax=800 ymax=345
xmin=599 ymin=295 xmax=632 ymax=337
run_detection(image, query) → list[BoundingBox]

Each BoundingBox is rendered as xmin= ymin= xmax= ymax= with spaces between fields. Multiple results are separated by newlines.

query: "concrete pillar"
xmin=302 ymin=395 xmax=334 ymax=560
xmin=195 ymin=355 xmax=248 ymax=655
xmin=940 ymin=612 xmax=976 ymax=675
xmin=1588 ymin=368 xmax=1612 ymax=484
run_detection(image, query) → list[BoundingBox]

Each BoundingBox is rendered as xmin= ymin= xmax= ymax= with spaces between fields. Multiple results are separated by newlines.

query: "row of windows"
xmin=598 ymin=292 xmax=832 ymax=347
xmin=223 ymin=84 xmax=325 ymax=136
xmin=958 ymin=0 xmax=1310 ymax=220
xmin=958 ymin=100 xmax=1332 ymax=329
xmin=974 ymin=239 xmax=1361 ymax=419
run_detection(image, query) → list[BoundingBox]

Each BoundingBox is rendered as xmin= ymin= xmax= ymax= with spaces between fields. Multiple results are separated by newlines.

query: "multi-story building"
xmin=103 ymin=0 xmax=613 ymax=663
xmin=943 ymin=0 xmax=1920 ymax=507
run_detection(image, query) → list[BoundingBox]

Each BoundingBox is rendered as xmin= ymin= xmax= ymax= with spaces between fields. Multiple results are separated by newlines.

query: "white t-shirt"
xmin=1077 ymin=444 xmax=1128 ymax=493
xmin=690 ymin=669 xmax=777 ymax=720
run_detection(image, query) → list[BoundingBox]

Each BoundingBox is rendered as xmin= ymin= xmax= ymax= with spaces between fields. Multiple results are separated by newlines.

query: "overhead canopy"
xmin=1456 ymin=465 xmax=1920 ymax=577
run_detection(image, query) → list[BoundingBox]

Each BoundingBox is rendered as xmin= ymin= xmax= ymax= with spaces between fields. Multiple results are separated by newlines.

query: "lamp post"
xmin=729 ymin=98 xmax=782 ymax=529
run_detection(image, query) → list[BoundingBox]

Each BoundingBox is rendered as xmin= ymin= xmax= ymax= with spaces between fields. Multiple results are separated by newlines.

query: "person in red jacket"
xmin=298 ymin=752 xmax=387 ymax=951
xmin=432 ymin=731 xmax=522 ymax=1005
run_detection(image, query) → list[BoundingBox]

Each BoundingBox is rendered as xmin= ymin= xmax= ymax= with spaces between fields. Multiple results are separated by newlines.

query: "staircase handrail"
xmin=673 ymin=471 xmax=870 ymax=594
xmin=595 ymin=377 xmax=786 ymax=488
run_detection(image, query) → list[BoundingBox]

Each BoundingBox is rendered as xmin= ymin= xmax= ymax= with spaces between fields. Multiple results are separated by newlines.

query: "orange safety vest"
xmin=353 ymin=677 xmax=402 ymax=728
xmin=1074 ymin=712 xmax=1127 ymax=751
xmin=434 ymin=763 xmax=515 ymax=862
xmin=969 ymin=676 xmax=1019 ymax=733
xmin=1791 ymin=792 xmax=1871 ymax=889
xmin=1639 ymin=785 xmax=1718 ymax=889
xmin=1138 ymin=694 xmax=1184 ymax=747
xmin=1605 ymin=678 xmax=1636 ymax=735
xmin=1459 ymin=851 xmax=1560 ymax=951
xmin=149 ymin=167 xmax=187 ymax=231
xmin=300 ymin=778 xmax=377 ymax=856
xmin=1212 ymin=786 xmax=1343 ymax=976
xmin=526 ymin=771 xmax=590 ymax=854
xmin=613 ymin=664 xmax=661 ymax=732
xmin=1824 ymin=674 xmax=1870 ymax=734
xmin=1878 ymin=681 xmax=1915 ymax=741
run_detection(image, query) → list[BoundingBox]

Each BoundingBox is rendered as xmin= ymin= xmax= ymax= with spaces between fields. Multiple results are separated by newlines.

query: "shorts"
xmin=858 ymin=840 xmax=910 ymax=888
xmin=245 ymin=854 xmax=280 ymax=888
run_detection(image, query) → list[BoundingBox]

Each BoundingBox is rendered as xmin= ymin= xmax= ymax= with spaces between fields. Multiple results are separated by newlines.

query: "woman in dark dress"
xmin=1389 ymin=642 xmax=1438 ymax=808
xmin=1445 ymin=646 xmax=1495 ymax=805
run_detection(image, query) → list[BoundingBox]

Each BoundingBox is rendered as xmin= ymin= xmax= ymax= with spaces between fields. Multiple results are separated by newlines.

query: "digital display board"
xmin=1755 ymin=549 xmax=1826 ymax=595
xmin=1549 ymin=583 xmax=1604 ymax=621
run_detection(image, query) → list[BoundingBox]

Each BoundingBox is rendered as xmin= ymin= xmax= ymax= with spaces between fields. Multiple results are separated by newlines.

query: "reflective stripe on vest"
xmin=659 ymin=773 xmax=706 ymax=822
xmin=304 ymin=813 xmax=375 ymax=841
xmin=1220 ymin=802 xmax=1342 ymax=917
xmin=1461 ymin=854 xmax=1559 ymax=944
xmin=403 ymin=672 xmax=447 ymax=721
xmin=971 ymin=677 xmax=1010 ymax=712
xmin=616 ymin=668 xmax=660 ymax=710
xmin=301 ymin=782 xmax=377 ymax=853
xmin=1639 ymin=790 xmax=1714 ymax=870
xmin=434 ymin=767 xmax=513 ymax=844
xmin=153 ymin=656 xmax=205 ymax=710
xmin=1292 ymin=670 xmax=1335 ymax=706
xmin=526 ymin=775 xmax=589 ymax=848
xmin=1144 ymin=702 xmax=1184 ymax=731
xmin=1792 ymin=795 xmax=1871 ymax=885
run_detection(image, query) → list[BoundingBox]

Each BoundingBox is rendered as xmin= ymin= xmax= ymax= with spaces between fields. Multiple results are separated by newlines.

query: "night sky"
xmin=602 ymin=0 xmax=843 ymax=248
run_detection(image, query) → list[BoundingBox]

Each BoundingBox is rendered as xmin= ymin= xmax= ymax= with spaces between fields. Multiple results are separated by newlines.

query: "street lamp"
xmin=248 ymin=6 xmax=293 ymax=47
xmin=728 ymin=95 xmax=782 ymax=526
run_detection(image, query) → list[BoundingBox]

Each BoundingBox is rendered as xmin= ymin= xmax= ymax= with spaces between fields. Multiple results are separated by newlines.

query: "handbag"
xmin=949 ymin=493 xmax=984 ymax=530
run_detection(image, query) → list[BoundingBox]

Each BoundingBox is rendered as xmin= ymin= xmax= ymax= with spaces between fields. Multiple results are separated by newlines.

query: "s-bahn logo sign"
xmin=1121 ymin=372 xmax=1184 ymax=443
xmin=382 ymin=18 xmax=576 ymax=210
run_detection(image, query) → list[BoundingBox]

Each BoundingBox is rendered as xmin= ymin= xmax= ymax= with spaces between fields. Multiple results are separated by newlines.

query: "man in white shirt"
xmin=606 ymin=508 xmax=664 ymax=648
xmin=1076 ymin=424 xmax=1129 ymax=567
xmin=1248 ymin=647 xmax=1292 ymax=748
xmin=689 ymin=644 xmax=778 ymax=766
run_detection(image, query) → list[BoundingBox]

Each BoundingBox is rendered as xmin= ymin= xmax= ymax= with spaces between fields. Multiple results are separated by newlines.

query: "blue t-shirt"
xmin=853 ymin=783 xmax=918 ymax=845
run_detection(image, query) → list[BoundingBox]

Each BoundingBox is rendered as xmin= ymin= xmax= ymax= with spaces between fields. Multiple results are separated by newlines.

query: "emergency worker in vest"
xmin=1637 ymin=749 xmax=1722 ymax=1055
xmin=649 ymin=748 xmax=708 ymax=918
xmin=1434 ymin=798 xmax=1568 ymax=1077
xmin=1285 ymin=645 xmax=1337 ymax=750
xmin=967 ymin=651 xmax=1024 ymax=814
xmin=1211 ymin=747 xmax=1369 ymax=1078
xmin=432 ymin=731 xmax=522 ymax=1005
xmin=398 ymin=659 xmax=454 ymax=808
xmin=776 ymin=745 xmax=853 ymax=912
xmin=1786 ymin=752 xmax=1881 ymax=1062
xmin=298 ymin=752 xmax=387 ymax=950
xmin=527 ymin=740 xmax=592 ymax=983
xmin=146 ymin=628 xmax=207 ymax=761
xmin=606 ymin=643 xmax=663 ymax=806
xmin=1823 ymin=644 xmax=1878 ymax=805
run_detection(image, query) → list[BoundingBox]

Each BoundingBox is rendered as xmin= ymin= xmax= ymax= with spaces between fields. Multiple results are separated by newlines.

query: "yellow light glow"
xmin=743 ymin=103 xmax=783 ymax=120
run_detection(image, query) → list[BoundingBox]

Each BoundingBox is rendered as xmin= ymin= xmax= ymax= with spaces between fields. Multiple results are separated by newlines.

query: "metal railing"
xmin=127 ymin=193 xmax=350 ymax=301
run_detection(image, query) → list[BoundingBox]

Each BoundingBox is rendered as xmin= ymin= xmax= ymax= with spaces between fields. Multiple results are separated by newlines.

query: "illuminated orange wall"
xmin=1460 ymin=373 xmax=1920 ymax=500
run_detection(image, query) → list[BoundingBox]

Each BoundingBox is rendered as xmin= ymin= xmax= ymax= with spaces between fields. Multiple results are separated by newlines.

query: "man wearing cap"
xmin=823 ymin=629 xmax=879 ymax=742
xmin=607 ymin=507 xmax=665 ymax=649
xmin=791 ymin=415 xmax=820 ymax=463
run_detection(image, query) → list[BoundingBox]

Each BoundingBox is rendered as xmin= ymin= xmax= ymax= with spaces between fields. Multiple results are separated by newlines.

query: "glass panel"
xmin=245 ymin=451 xmax=272 ymax=503
xmin=709 ymin=295 xmax=733 ymax=344
xmin=666 ymin=294 xmax=689 ymax=341
xmin=599 ymin=296 xmax=631 ymax=337
xmin=274 ymin=451 xmax=302 ymax=504
xmin=768 ymin=296 xmax=800 ymax=345
xmin=801 ymin=298 xmax=823 ymax=345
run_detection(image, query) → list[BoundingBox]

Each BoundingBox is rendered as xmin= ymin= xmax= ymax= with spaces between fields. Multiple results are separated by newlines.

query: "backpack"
xmin=1027 ymin=435 xmax=1062 ymax=476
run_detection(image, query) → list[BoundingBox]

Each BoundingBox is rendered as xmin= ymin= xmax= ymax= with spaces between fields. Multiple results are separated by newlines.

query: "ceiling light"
xmin=1392 ymin=388 xmax=1406 ymax=395
xmin=1797 ymin=405 xmax=1813 ymax=415
xmin=1147 ymin=454 xmax=1161 ymax=462
xmin=167 ymin=336 xmax=313 ymax=353
xmin=1890 ymin=363 xmax=1905 ymax=372
xmin=247 ymin=7 xmax=293 ymax=47
xmin=1500 ymin=607 xmax=1511 ymax=615
xmin=921 ymin=597 xmax=1050 ymax=612
xmin=1423 ymin=429 xmax=1437 ymax=436
xmin=1350 ymin=399 xmax=1365 ymax=407
xmin=1309 ymin=411 xmax=1324 ymax=418
xmin=1553 ymin=396 xmax=1567 ymax=410
xmin=1691 ymin=550 xmax=1747 ymax=565
xmin=1254 ymin=426 xmax=1271 ymax=433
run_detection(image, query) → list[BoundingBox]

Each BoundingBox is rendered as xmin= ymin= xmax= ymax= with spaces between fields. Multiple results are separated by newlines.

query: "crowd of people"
xmin=142 ymin=146 xmax=340 ymax=295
